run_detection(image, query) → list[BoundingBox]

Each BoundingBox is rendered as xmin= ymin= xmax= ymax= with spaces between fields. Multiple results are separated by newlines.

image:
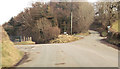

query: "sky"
xmin=0 ymin=0 xmax=50 ymax=25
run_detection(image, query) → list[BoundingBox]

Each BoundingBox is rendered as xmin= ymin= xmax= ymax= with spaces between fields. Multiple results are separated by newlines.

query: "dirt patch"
xmin=55 ymin=63 xmax=65 ymax=65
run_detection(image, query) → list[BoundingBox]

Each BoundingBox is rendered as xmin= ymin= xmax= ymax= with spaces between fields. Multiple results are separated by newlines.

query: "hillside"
xmin=0 ymin=26 xmax=23 ymax=67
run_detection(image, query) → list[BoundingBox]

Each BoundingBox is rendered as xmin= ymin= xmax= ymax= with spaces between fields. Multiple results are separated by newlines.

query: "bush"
xmin=101 ymin=31 xmax=108 ymax=37
xmin=107 ymin=32 xmax=120 ymax=45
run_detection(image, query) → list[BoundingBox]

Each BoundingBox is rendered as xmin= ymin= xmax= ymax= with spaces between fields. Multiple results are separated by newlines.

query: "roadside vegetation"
xmin=14 ymin=41 xmax=35 ymax=45
xmin=50 ymin=35 xmax=81 ymax=43
xmin=1 ymin=27 xmax=24 ymax=67
xmin=92 ymin=2 xmax=120 ymax=46
xmin=107 ymin=20 xmax=120 ymax=45
xmin=111 ymin=20 xmax=119 ymax=32
xmin=76 ymin=31 xmax=90 ymax=36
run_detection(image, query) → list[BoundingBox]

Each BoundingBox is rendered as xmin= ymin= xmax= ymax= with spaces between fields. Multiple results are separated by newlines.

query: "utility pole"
xmin=71 ymin=12 xmax=72 ymax=35
xmin=71 ymin=0 xmax=73 ymax=35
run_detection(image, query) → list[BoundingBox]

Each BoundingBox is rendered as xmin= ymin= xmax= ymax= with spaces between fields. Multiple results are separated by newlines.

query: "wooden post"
xmin=28 ymin=37 xmax=29 ymax=41
xmin=71 ymin=1 xmax=73 ymax=35
xmin=23 ymin=36 xmax=25 ymax=41
xmin=71 ymin=12 xmax=72 ymax=35
xmin=30 ymin=37 xmax=32 ymax=41
xmin=20 ymin=36 xmax=22 ymax=42
xmin=26 ymin=37 xmax=28 ymax=41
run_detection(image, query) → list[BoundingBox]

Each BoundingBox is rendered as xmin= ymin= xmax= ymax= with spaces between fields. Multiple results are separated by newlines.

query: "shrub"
xmin=101 ymin=31 xmax=108 ymax=37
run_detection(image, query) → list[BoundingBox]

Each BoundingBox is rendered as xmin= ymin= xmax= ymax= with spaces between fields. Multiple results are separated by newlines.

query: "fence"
xmin=10 ymin=36 xmax=32 ymax=42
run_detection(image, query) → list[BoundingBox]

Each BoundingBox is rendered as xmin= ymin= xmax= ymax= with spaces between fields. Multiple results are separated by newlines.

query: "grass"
xmin=50 ymin=35 xmax=81 ymax=43
xmin=76 ymin=31 xmax=90 ymax=36
xmin=107 ymin=20 xmax=120 ymax=45
xmin=101 ymin=31 xmax=108 ymax=37
xmin=14 ymin=41 xmax=35 ymax=45
xmin=1 ymin=28 xmax=24 ymax=67
xmin=111 ymin=20 xmax=120 ymax=32
xmin=50 ymin=32 xmax=89 ymax=43
xmin=107 ymin=38 xmax=120 ymax=46
xmin=2 ymin=36 xmax=24 ymax=67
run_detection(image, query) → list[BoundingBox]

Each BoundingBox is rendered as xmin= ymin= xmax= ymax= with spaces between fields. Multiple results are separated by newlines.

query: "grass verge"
xmin=1 ymin=27 xmax=24 ymax=67
xmin=14 ymin=41 xmax=35 ymax=45
xmin=50 ymin=35 xmax=81 ymax=43
xmin=76 ymin=31 xmax=90 ymax=36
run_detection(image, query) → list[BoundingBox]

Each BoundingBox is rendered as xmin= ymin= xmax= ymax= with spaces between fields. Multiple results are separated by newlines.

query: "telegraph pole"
xmin=71 ymin=0 xmax=73 ymax=35
xmin=71 ymin=12 xmax=72 ymax=35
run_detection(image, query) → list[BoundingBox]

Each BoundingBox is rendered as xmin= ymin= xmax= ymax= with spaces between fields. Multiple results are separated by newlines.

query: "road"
xmin=16 ymin=30 xmax=118 ymax=67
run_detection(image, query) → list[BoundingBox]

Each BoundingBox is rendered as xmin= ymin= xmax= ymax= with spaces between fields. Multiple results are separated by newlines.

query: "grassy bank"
xmin=111 ymin=20 xmax=120 ymax=32
xmin=1 ymin=27 xmax=24 ymax=67
xmin=107 ymin=20 xmax=120 ymax=46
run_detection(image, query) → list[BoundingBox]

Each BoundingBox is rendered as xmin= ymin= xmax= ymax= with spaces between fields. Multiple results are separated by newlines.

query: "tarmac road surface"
xmin=16 ymin=30 xmax=118 ymax=67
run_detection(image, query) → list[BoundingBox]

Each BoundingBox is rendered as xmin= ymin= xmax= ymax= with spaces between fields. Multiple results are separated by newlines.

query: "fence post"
xmin=20 ymin=36 xmax=22 ymax=42
xmin=28 ymin=37 xmax=29 ymax=41
xmin=23 ymin=36 xmax=25 ymax=41
xmin=30 ymin=37 xmax=32 ymax=41
xmin=26 ymin=37 xmax=28 ymax=41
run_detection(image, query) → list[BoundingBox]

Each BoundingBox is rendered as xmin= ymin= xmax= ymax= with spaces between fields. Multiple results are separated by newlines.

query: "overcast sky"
xmin=0 ymin=0 xmax=50 ymax=25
